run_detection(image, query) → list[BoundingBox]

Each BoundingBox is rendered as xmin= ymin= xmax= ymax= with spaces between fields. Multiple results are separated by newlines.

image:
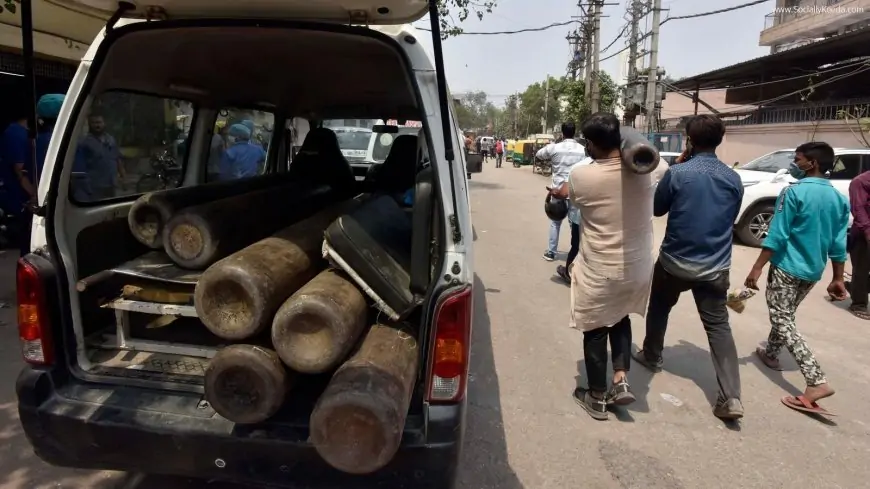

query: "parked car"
xmin=16 ymin=2 xmax=473 ymax=488
xmin=733 ymin=148 xmax=870 ymax=247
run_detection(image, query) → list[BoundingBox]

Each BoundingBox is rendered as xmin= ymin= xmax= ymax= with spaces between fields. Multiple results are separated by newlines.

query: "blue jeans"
xmin=548 ymin=218 xmax=563 ymax=254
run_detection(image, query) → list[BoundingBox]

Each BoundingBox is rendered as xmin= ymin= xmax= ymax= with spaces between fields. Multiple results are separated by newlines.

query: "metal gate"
xmin=645 ymin=132 xmax=683 ymax=153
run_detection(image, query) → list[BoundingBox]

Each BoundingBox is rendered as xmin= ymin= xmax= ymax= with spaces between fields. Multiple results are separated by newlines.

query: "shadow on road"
xmin=455 ymin=275 xmax=523 ymax=488
xmin=467 ymin=181 xmax=504 ymax=190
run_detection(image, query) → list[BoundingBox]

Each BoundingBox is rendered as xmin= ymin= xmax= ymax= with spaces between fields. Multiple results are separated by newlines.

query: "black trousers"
xmin=850 ymin=236 xmax=870 ymax=308
xmin=566 ymin=222 xmax=580 ymax=269
xmin=643 ymin=260 xmax=741 ymax=401
xmin=583 ymin=316 xmax=631 ymax=393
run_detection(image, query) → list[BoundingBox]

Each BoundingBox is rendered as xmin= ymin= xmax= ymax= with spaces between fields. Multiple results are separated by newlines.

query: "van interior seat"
xmin=289 ymin=127 xmax=356 ymax=192
xmin=369 ymin=134 xmax=419 ymax=194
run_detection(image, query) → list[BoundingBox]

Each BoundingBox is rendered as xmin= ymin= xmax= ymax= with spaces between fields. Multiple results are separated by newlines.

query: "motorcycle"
xmin=136 ymin=148 xmax=182 ymax=193
xmin=533 ymin=157 xmax=553 ymax=177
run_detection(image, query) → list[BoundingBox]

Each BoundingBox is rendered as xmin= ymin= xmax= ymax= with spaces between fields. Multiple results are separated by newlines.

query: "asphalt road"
xmin=2 ymin=161 xmax=870 ymax=488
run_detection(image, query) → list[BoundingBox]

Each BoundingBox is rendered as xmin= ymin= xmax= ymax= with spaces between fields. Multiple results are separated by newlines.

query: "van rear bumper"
xmin=16 ymin=368 xmax=464 ymax=488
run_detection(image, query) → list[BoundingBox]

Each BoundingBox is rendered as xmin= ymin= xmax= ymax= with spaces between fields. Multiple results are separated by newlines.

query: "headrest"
xmin=376 ymin=135 xmax=419 ymax=192
xmin=299 ymin=128 xmax=341 ymax=156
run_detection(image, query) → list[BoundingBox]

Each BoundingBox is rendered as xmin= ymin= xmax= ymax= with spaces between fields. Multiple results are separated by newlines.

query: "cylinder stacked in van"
xmin=194 ymin=199 xmax=364 ymax=341
xmin=163 ymin=183 xmax=335 ymax=269
xmin=128 ymin=172 xmax=300 ymax=249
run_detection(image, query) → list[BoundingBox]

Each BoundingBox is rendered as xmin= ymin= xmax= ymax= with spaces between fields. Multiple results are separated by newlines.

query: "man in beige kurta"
xmin=550 ymin=113 xmax=655 ymax=421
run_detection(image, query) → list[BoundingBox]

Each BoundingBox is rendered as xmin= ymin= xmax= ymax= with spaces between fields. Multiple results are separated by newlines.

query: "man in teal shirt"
xmin=744 ymin=142 xmax=849 ymax=414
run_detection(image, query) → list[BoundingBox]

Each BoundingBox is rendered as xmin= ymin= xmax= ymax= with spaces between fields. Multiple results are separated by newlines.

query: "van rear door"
xmin=46 ymin=0 xmax=428 ymax=23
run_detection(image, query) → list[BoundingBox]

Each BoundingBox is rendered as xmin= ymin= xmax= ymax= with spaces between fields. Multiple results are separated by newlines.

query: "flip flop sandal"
xmin=607 ymin=380 xmax=636 ymax=406
xmin=849 ymin=306 xmax=870 ymax=320
xmin=781 ymin=395 xmax=837 ymax=416
xmin=755 ymin=347 xmax=783 ymax=371
xmin=573 ymin=388 xmax=608 ymax=421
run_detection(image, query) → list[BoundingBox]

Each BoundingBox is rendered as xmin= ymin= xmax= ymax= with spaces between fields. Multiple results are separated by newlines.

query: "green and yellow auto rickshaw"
xmin=512 ymin=139 xmax=534 ymax=167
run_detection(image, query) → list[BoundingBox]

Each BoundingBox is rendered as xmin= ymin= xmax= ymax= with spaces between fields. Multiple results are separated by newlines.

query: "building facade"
xmin=761 ymin=0 xmax=870 ymax=53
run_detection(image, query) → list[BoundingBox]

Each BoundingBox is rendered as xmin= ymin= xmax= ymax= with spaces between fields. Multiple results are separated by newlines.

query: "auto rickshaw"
xmin=532 ymin=137 xmax=554 ymax=175
xmin=513 ymin=139 xmax=534 ymax=167
xmin=505 ymin=139 xmax=516 ymax=161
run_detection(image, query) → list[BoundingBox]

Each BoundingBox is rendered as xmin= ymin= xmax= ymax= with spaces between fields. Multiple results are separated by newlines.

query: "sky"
xmin=414 ymin=0 xmax=775 ymax=106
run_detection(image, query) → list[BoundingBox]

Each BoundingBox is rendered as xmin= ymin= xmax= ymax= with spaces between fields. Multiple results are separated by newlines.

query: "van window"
xmin=206 ymin=108 xmax=274 ymax=183
xmin=335 ymin=129 xmax=372 ymax=163
xmin=69 ymin=92 xmax=193 ymax=202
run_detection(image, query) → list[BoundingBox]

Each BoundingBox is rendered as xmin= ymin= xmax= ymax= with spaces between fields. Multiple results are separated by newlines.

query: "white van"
xmin=16 ymin=2 xmax=474 ymax=487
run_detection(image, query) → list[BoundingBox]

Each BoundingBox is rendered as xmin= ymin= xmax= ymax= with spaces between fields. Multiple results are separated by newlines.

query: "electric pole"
xmin=590 ymin=0 xmax=602 ymax=113
xmin=582 ymin=5 xmax=593 ymax=107
xmin=645 ymin=0 xmax=662 ymax=134
xmin=542 ymin=75 xmax=550 ymax=133
xmin=566 ymin=30 xmax=582 ymax=80
xmin=513 ymin=91 xmax=519 ymax=138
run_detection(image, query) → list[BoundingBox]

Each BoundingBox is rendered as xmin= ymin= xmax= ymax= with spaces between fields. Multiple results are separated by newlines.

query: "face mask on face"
xmin=789 ymin=162 xmax=808 ymax=179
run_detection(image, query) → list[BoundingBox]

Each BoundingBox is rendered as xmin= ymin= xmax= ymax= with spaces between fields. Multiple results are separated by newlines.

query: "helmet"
xmin=544 ymin=194 xmax=569 ymax=221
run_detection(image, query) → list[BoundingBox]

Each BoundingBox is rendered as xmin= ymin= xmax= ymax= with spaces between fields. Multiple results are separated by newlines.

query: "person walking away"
xmin=0 ymin=106 xmax=35 ymax=255
xmin=549 ymin=113 xmax=654 ymax=420
xmin=220 ymin=123 xmax=266 ymax=181
xmin=536 ymin=122 xmax=586 ymax=261
xmin=633 ymin=114 xmax=745 ymax=421
xmin=744 ymin=142 xmax=848 ymax=414
xmin=847 ymin=168 xmax=870 ymax=320
xmin=76 ymin=112 xmax=126 ymax=200
xmin=495 ymin=138 xmax=504 ymax=168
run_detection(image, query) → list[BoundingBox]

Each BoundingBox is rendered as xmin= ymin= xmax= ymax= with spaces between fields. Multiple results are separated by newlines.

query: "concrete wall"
xmin=719 ymin=120 xmax=869 ymax=165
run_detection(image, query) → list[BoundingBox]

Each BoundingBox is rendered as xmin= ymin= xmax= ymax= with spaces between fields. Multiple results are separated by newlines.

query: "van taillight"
xmin=426 ymin=285 xmax=472 ymax=403
xmin=17 ymin=258 xmax=53 ymax=366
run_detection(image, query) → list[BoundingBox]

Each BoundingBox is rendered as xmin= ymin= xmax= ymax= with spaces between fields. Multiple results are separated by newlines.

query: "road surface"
xmin=1 ymin=162 xmax=869 ymax=488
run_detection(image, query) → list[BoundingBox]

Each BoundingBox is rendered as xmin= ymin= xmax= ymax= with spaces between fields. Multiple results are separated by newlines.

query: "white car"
xmin=733 ymin=148 xmax=870 ymax=247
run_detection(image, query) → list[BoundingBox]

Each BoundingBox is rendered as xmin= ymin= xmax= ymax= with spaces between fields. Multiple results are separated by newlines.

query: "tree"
xmin=837 ymin=107 xmax=870 ymax=148
xmin=519 ymin=76 xmax=566 ymax=134
xmin=560 ymin=72 xmax=620 ymax=127
xmin=437 ymin=0 xmax=498 ymax=39
xmin=454 ymin=91 xmax=502 ymax=133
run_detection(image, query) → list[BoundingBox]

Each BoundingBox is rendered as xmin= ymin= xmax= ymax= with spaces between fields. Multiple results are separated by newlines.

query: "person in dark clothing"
xmin=848 ymin=170 xmax=870 ymax=320
xmin=633 ymin=114 xmax=745 ymax=421
xmin=0 ymin=106 xmax=35 ymax=255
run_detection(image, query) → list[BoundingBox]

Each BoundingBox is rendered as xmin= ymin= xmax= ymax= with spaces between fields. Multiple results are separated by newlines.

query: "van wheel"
xmin=737 ymin=203 xmax=774 ymax=248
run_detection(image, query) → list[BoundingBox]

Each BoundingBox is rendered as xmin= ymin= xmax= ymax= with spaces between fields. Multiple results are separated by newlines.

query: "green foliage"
xmin=454 ymin=91 xmax=498 ymax=132
xmin=837 ymin=107 xmax=870 ymax=148
xmin=1 ymin=1 xmax=16 ymax=14
xmin=560 ymin=72 xmax=620 ymax=127
xmin=437 ymin=0 xmax=497 ymax=39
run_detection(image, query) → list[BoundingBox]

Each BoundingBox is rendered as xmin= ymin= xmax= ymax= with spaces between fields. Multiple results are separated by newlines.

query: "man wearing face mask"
xmin=744 ymin=142 xmax=848 ymax=415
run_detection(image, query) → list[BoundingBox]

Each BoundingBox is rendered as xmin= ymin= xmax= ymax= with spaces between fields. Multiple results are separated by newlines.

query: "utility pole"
xmin=582 ymin=5 xmax=593 ymax=107
xmin=513 ymin=91 xmax=519 ymax=138
xmin=644 ymin=0 xmax=662 ymax=134
xmin=542 ymin=75 xmax=550 ymax=133
xmin=590 ymin=0 xmax=602 ymax=112
xmin=566 ymin=30 xmax=582 ymax=80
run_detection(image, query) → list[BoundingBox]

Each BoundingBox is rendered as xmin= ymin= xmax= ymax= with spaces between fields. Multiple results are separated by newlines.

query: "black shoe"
xmin=542 ymin=251 xmax=556 ymax=261
xmin=573 ymin=387 xmax=608 ymax=420
xmin=607 ymin=379 xmax=636 ymax=406
xmin=713 ymin=397 xmax=744 ymax=420
xmin=632 ymin=349 xmax=663 ymax=373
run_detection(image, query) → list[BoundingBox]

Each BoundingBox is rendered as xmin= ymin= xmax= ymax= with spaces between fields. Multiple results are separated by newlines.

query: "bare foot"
xmin=804 ymin=383 xmax=835 ymax=403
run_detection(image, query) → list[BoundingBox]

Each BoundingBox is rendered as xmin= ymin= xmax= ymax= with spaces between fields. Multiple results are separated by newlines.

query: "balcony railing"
xmin=764 ymin=0 xmax=848 ymax=29
xmin=722 ymin=97 xmax=870 ymax=126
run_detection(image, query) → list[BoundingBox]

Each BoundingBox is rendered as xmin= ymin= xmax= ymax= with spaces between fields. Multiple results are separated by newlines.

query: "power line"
xmin=600 ymin=22 xmax=628 ymax=53
xmin=660 ymin=0 xmax=768 ymax=25
xmin=414 ymin=19 xmax=577 ymax=35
